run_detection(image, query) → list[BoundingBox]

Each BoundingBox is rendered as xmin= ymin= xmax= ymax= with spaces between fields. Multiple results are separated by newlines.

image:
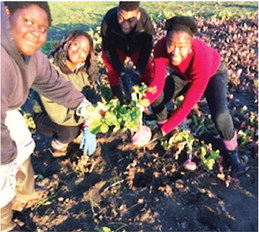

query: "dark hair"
xmin=119 ymin=1 xmax=140 ymax=11
xmin=4 ymin=1 xmax=52 ymax=26
xmin=48 ymin=30 xmax=98 ymax=88
xmin=165 ymin=16 xmax=197 ymax=36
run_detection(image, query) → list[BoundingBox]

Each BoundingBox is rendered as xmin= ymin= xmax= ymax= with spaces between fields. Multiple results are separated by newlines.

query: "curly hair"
xmin=4 ymin=1 xmax=52 ymax=26
xmin=48 ymin=30 xmax=99 ymax=88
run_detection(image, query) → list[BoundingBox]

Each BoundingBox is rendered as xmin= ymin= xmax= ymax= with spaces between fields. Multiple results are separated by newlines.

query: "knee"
xmin=214 ymin=112 xmax=234 ymax=139
xmin=58 ymin=127 xmax=80 ymax=144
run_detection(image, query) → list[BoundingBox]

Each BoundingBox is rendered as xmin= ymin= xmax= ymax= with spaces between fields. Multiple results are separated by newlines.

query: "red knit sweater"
xmin=145 ymin=37 xmax=221 ymax=134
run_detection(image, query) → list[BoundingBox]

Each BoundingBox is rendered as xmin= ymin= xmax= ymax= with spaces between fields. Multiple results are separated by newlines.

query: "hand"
xmin=76 ymin=98 xmax=93 ymax=118
xmin=131 ymin=70 xmax=140 ymax=86
xmin=120 ymin=71 xmax=131 ymax=102
xmin=79 ymin=128 xmax=97 ymax=156
xmin=149 ymin=127 xmax=166 ymax=143
xmin=120 ymin=69 xmax=140 ymax=102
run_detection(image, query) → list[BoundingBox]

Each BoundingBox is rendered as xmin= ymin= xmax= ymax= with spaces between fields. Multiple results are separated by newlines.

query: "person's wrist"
xmin=83 ymin=120 xmax=91 ymax=129
xmin=161 ymin=129 xmax=166 ymax=136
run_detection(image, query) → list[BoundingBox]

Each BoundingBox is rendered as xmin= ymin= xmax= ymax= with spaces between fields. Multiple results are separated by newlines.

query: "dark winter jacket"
xmin=101 ymin=6 xmax=154 ymax=75
xmin=1 ymin=3 xmax=85 ymax=164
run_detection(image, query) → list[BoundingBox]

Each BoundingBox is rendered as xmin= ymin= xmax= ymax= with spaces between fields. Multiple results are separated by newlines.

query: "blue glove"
xmin=79 ymin=128 xmax=97 ymax=156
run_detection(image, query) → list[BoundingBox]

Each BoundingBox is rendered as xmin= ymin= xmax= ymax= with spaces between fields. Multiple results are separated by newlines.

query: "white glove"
xmin=76 ymin=98 xmax=92 ymax=118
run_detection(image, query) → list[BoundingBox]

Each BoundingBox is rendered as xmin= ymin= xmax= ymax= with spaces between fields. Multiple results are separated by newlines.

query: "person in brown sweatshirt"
xmin=0 ymin=2 xmax=95 ymax=231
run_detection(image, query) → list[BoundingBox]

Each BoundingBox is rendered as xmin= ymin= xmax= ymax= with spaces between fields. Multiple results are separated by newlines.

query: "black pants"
xmin=151 ymin=62 xmax=234 ymax=140
xmin=34 ymin=112 xmax=81 ymax=144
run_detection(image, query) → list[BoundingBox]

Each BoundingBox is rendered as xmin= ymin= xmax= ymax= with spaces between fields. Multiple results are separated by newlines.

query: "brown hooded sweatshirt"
xmin=1 ymin=3 xmax=85 ymax=164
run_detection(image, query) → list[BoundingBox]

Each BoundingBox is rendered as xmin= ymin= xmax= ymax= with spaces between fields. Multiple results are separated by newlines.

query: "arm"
xmin=1 ymin=66 xmax=17 ymax=164
xmin=136 ymin=33 xmax=153 ymax=74
xmin=136 ymin=9 xmax=154 ymax=74
xmin=161 ymin=75 xmax=210 ymax=134
xmin=143 ymin=38 xmax=168 ymax=104
xmin=101 ymin=13 xmax=124 ymax=75
xmin=161 ymin=40 xmax=221 ymax=135
xmin=32 ymin=52 xmax=85 ymax=110
xmin=1 ymin=109 xmax=17 ymax=165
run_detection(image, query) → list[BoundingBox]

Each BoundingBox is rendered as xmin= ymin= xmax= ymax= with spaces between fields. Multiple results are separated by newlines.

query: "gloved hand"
xmin=76 ymin=98 xmax=93 ymax=119
xmin=131 ymin=70 xmax=140 ymax=86
xmin=120 ymin=71 xmax=131 ymax=102
xmin=120 ymin=69 xmax=140 ymax=102
xmin=79 ymin=127 xmax=97 ymax=156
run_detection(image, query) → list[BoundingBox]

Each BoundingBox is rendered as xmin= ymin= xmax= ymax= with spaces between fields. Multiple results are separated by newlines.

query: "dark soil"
xmin=15 ymin=16 xmax=258 ymax=232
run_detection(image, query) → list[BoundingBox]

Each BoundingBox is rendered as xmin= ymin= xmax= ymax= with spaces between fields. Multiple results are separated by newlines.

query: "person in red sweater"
xmin=144 ymin=16 xmax=246 ymax=176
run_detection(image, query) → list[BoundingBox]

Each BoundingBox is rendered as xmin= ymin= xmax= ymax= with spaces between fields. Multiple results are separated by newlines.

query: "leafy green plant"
xmin=238 ymin=130 xmax=250 ymax=148
xmin=200 ymin=144 xmax=220 ymax=171
xmin=192 ymin=115 xmax=210 ymax=136
xmin=161 ymin=130 xmax=195 ymax=153
xmin=161 ymin=130 xmax=220 ymax=171
xmin=86 ymin=83 xmax=150 ymax=134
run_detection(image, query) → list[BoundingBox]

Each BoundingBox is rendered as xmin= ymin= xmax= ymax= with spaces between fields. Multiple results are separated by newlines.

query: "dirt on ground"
xmin=14 ymin=16 xmax=258 ymax=232
xmin=14 ymin=127 xmax=257 ymax=232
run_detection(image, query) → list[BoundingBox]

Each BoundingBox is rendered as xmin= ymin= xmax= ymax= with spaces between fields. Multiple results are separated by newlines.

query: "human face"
xmin=7 ymin=4 xmax=49 ymax=56
xmin=117 ymin=9 xmax=140 ymax=35
xmin=67 ymin=35 xmax=90 ymax=65
xmin=166 ymin=31 xmax=192 ymax=66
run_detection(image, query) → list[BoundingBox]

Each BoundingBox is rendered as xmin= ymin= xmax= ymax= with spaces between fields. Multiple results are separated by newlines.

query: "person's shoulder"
xmin=139 ymin=7 xmax=151 ymax=19
xmin=192 ymin=38 xmax=211 ymax=49
xmin=104 ymin=6 xmax=117 ymax=19
xmin=192 ymin=38 xmax=219 ymax=55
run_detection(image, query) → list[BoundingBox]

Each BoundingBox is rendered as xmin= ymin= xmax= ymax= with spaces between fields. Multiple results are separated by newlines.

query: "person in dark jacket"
xmin=0 ymin=2 xmax=94 ymax=231
xmin=101 ymin=1 xmax=154 ymax=104
xmin=34 ymin=30 xmax=99 ymax=157
xmin=141 ymin=16 xmax=246 ymax=176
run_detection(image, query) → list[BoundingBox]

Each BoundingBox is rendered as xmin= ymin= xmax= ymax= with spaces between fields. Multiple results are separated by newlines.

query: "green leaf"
xmin=139 ymin=99 xmax=150 ymax=107
xmin=103 ymin=111 xmax=118 ymax=125
xmin=101 ymin=227 xmax=112 ymax=232
xmin=100 ymin=123 xmax=109 ymax=133
xmin=210 ymin=150 xmax=220 ymax=159
xmin=89 ymin=122 xmax=102 ymax=134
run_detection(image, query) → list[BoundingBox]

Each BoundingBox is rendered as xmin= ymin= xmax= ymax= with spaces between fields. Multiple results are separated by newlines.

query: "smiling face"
xmin=6 ymin=4 xmax=49 ymax=56
xmin=66 ymin=35 xmax=90 ymax=70
xmin=166 ymin=31 xmax=192 ymax=66
xmin=117 ymin=8 xmax=140 ymax=35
